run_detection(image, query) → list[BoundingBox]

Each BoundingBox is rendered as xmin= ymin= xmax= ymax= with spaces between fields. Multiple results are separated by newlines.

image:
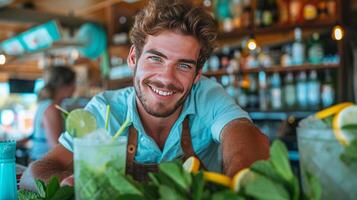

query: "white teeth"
xmin=151 ymin=86 xmax=174 ymax=96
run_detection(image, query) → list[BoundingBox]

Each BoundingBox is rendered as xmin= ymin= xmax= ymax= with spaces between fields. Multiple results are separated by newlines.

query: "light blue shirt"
xmin=31 ymin=99 xmax=53 ymax=160
xmin=59 ymin=76 xmax=250 ymax=172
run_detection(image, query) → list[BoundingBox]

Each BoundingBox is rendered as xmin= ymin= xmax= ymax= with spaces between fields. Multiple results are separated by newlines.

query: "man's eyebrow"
xmin=145 ymin=49 xmax=167 ymax=59
xmin=145 ymin=49 xmax=197 ymax=65
xmin=178 ymin=59 xmax=197 ymax=65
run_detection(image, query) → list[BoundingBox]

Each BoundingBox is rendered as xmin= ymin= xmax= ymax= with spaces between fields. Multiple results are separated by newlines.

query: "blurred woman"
xmin=30 ymin=66 xmax=76 ymax=161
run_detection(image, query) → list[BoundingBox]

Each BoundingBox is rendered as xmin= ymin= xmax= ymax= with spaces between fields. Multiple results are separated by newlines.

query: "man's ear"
xmin=127 ymin=45 xmax=137 ymax=70
xmin=193 ymin=69 xmax=202 ymax=84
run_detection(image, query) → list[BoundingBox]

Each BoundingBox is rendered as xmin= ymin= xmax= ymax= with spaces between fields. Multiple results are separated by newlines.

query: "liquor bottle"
xmin=238 ymin=74 xmax=249 ymax=108
xmin=262 ymin=0 xmax=273 ymax=27
xmin=248 ymin=74 xmax=259 ymax=109
xmin=296 ymin=71 xmax=308 ymax=109
xmin=308 ymin=33 xmax=324 ymax=64
xmin=278 ymin=0 xmax=289 ymax=24
xmin=307 ymin=70 xmax=321 ymax=109
xmin=326 ymin=0 xmax=337 ymax=17
xmin=255 ymin=0 xmax=264 ymax=27
xmin=258 ymin=71 xmax=269 ymax=111
xmin=303 ymin=1 xmax=318 ymax=21
xmin=230 ymin=0 xmax=243 ymax=29
xmin=289 ymin=0 xmax=303 ymax=23
xmin=242 ymin=0 xmax=252 ymax=28
xmin=321 ymin=70 xmax=335 ymax=108
xmin=318 ymin=0 xmax=328 ymax=19
xmin=270 ymin=72 xmax=282 ymax=110
xmin=292 ymin=27 xmax=305 ymax=65
xmin=208 ymin=55 xmax=220 ymax=71
xmin=281 ymin=45 xmax=293 ymax=67
xmin=215 ymin=0 xmax=233 ymax=32
xmin=220 ymin=47 xmax=231 ymax=69
xmin=0 ymin=141 xmax=18 ymax=200
xmin=226 ymin=76 xmax=239 ymax=100
xmin=284 ymin=72 xmax=296 ymax=109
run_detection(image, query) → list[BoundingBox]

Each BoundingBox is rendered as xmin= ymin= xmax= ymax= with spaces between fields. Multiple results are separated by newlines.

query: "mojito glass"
xmin=74 ymin=129 xmax=127 ymax=200
xmin=297 ymin=128 xmax=357 ymax=200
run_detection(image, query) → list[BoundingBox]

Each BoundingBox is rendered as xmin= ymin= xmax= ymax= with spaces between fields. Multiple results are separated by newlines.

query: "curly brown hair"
xmin=129 ymin=0 xmax=217 ymax=72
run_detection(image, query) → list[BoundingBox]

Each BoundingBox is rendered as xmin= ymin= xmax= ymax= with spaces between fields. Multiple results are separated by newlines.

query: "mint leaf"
xmin=35 ymin=179 xmax=46 ymax=198
xmin=212 ymin=190 xmax=245 ymax=200
xmin=159 ymin=162 xmax=190 ymax=191
xmin=51 ymin=186 xmax=74 ymax=200
xmin=106 ymin=167 xmax=142 ymax=195
xmin=340 ymin=138 xmax=357 ymax=165
xmin=245 ymin=174 xmax=290 ymax=200
xmin=192 ymin=172 xmax=204 ymax=200
xmin=250 ymin=160 xmax=285 ymax=183
xmin=341 ymin=125 xmax=357 ymax=130
xmin=159 ymin=185 xmax=186 ymax=200
xmin=322 ymin=116 xmax=333 ymax=128
xmin=18 ymin=189 xmax=41 ymax=200
xmin=270 ymin=140 xmax=294 ymax=183
xmin=46 ymin=176 xmax=60 ymax=199
xmin=304 ymin=171 xmax=322 ymax=200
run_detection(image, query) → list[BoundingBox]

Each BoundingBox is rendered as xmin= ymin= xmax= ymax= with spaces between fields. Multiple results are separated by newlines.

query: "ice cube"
xmin=299 ymin=115 xmax=329 ymax=129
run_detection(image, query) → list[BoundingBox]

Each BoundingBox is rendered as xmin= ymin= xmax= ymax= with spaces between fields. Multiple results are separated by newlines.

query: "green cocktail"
xmin=74 ymin=130 xmax=127 ymax=200
xmin=297 ymin=127 xmax=357 ymax=200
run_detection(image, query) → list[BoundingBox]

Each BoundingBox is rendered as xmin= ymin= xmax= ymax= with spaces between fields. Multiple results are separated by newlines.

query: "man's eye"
xmin=178 ymin=63 xmax=192 ymax=71
xmin=148 ymin=56 xmax=162 ymax=62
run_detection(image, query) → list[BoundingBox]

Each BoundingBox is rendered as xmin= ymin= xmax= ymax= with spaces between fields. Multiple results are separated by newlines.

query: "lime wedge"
xmin=65 ymin=109 xmax=97 ymax=138
xmin=332 ymin=105 xmax=357 ymax=146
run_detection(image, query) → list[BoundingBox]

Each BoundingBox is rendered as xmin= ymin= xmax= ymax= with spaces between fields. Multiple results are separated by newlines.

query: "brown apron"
xmin=125 ymin=117 xmax=206 ymax=182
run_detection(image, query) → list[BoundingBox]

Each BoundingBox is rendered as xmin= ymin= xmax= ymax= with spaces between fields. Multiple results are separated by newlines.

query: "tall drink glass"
xmin=73 ymin=129 xmax=127 ymax=200
xmin=297 ymin=127 xmax=357 ymax=200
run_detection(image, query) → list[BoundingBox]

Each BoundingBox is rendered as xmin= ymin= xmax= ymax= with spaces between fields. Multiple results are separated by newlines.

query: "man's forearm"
xmin=31 ymin=159 xmax=73 ymax=182
xmin=20 ymin=159 xmax=73 ymax=191
xmin=222 ymin=118 xmax=270 ymax=177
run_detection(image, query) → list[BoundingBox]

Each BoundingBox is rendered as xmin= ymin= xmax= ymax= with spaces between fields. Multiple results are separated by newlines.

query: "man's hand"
xmin=221 ymin=118 xmax=269 ymax=177
xmin=20 ymin=144 xmax=74 ymax=190
xmin=60 ymin=174 xmax=74 ymax=186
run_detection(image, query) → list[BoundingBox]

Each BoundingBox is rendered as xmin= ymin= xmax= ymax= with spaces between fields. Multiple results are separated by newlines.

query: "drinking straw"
xmin=55 ymin=104 xmax=69 ymax=115
xmin=105 ymin=105 xmax=110 ymax=131
xmin=112 ymin=114 xmax=132 ymax=140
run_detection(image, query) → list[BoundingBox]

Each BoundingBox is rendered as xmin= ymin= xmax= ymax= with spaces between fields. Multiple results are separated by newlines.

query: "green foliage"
xmin=18 ymin=176 xmax=74 ymax=200
xmin=18 ymin=140 xmax=323 ymax=200
xmin=340 ymin=138 xmax=357 ymax=164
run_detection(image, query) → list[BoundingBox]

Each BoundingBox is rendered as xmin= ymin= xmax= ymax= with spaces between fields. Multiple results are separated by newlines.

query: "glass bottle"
xmin=321 ymin=70 xmax=335 ymax=108
xmin=270 ymin=72 xmax=282 ymax=110
xmin=296 ymin=71 xmax=308 ymax=109
xmin=284 ymin=72 xmax=296 ymax=109
xmin=0 ymin=140 xmax=18 ymax=200
xmin=292 ymin=27 xmax=305 ymax=65
xmin=307 ymin=70 xmax=321 ymax=109
xmin=308 ymin=33 xmax=324 ymax=64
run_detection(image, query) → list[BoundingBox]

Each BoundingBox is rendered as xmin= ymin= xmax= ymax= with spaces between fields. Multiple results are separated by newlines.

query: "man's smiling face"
xmin=128 ymin=30 xmax=202 ymax=118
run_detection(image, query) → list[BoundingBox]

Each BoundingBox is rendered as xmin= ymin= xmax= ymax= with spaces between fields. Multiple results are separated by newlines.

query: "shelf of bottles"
xmin=203 ymin=28 xmax=339 ymax=116
xmin=210 ymin=0 xmax=338 ymax=37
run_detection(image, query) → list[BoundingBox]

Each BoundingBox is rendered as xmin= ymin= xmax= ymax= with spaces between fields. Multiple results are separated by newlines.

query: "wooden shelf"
xmin=218 ymin=18 xmax=337 ymax=41
xmin=247 ymin=111 xmax=316 ymax=120
xmin=203 ymin=63 xmax=340 ymax=77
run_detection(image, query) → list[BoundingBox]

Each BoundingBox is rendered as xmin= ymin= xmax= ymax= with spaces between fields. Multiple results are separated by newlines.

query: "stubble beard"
xmin=133 ymin=68 xmax=193 ymax=118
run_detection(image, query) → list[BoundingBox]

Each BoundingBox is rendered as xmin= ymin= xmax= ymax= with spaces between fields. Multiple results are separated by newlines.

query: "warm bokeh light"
xmin=247 ymin=38 xmax=257 ymax=51
xmin=0 ymin=54 xmax=6 ymax=65
xmin=332 ymin=25 xmax=344 ymax=41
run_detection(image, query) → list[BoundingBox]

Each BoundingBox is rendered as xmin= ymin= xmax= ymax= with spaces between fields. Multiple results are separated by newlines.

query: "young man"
xmin=21 ymin=0 xmax=269 ymax=187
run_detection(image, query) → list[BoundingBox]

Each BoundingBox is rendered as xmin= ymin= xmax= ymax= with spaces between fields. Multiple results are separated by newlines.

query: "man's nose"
xmin=160 ymin=63 xmax=177 ymax=82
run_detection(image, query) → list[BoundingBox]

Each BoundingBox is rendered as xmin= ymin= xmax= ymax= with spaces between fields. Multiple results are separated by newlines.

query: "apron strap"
xmin=125 ymin=126 xmax=138 ymax=176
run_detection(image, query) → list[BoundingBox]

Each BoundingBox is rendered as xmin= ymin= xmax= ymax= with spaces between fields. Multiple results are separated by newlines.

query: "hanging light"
xmin=0 ymin=54 xmax=6 ymax=65
xmin=247 ymin=37 xmax=257 ymax=51
xmin=332 ymin=25 xmax=344 ymax=41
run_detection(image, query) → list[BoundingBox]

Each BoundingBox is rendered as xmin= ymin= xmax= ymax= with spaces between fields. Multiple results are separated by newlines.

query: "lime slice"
xmin=231 ymin=168 xmax=256 ymax=192
xmin=183 ymin=156 xmax=200 ymax=173
xmin=203 ymin=171 xmax=231 ymax=188
xmin=66 ymin=109 xmax=97 ymax=138
xmin=332 ymin=105 xmax=357 ymax=146
xmin=315 ymin=102 xmax=353 ymax=119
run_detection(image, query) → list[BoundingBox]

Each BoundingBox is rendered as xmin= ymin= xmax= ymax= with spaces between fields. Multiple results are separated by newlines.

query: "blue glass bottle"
xmin=0 ymin=140 xmax=18 ymax=200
